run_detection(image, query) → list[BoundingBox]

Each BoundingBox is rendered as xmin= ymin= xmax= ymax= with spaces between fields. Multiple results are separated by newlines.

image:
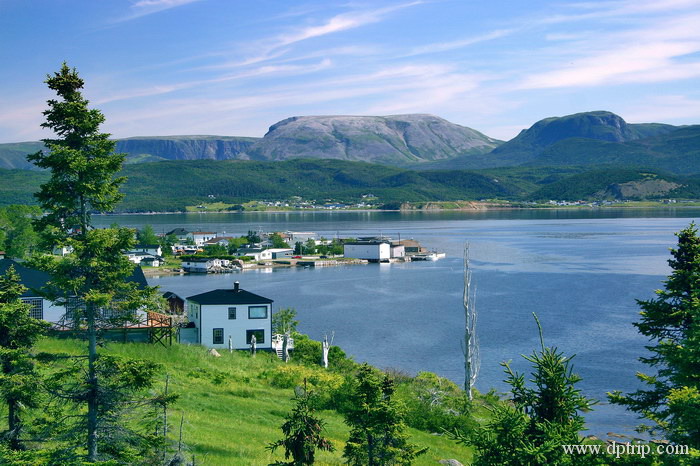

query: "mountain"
xmin=244 ymin=114 xmax=502 ymax=166
xmin=116 ymin=135 xmax=259 ymax=162
xmin=0 ymin=136 xmax=259 ymax=170
xmin=419 ymin=111 xmax=695 ymax=172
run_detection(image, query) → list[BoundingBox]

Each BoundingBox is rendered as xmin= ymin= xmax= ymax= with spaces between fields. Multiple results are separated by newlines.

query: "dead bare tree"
xmin=462 ymin=243 xmax=480 ymax=400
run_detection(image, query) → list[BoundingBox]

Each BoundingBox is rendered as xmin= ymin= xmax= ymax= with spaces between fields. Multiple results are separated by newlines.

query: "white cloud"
xmin=115 ymin=0 xmax=202 ymax=22
xmin=403 ymin=29 xmax=515 ymax=57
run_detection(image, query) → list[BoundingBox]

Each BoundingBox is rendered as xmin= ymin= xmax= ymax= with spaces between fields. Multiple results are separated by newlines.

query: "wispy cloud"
xmin=403 ymin=29 xmax=515 ymax=57
xmin=518 ymin=11 xmax=700 ymax=89
xmin=115 ymin=0 xmax=203 ymax=22
xmin=275 ymin=2 xmax=423 ymax=48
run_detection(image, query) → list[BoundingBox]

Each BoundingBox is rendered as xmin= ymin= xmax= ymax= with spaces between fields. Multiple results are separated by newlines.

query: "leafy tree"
xmin=303 ymin=239 xmax=316 ymax=255
xmin=226 ymin=237 xmax=248 ymax=254
xmin=294 ymin=242 xmax=303 ymax=256
xmin=610 ymin=223 xmax=700 ymax=451
xmin=136 ymin=224 xmax=159 ymax=246
xmin=0 ymin=266 xmax=50 ymax=449
xmin=272 ymin=308 xmax=299 ymax=335
xmin=267 ymin=390 xmax=334 ymax=465
xmin=0 ymin=205 xmax=42 ymax=259
xmin=270 ymin=233 xmax=291 ymax=249
xmin=27 ymin=63 xmax=165 ymax=462
xmin=246 ymin=230 xmax=261 ymax=244
xmin=203 ymin=243 xmax=227 ymax=256
xmin=452 ymin=314 xmax=596 ymax=465
xmin=158 ymin=233 xmax=178 ymax=256
xmin=343 ymin=363 xmax=426 ymax=465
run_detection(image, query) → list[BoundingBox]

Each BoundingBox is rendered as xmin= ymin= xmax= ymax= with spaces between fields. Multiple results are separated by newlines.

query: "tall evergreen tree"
xmin=343 ymin=364 xmax=426 ymax=465
xmin=27 ymin=63 xmax=163 ymax=462
xmin=610 ymin=223 xmax=700 ymax=451
xmin=0 ymin=266 xmax=50 ymax=449
xmin=453 ymin=314 xmax=596 ymax=465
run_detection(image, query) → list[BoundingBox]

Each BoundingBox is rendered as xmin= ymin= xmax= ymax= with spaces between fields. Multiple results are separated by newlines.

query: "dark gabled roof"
xmin=167 ymin=228 xmax=190 ymax=236
xmin=0 ymin=258 xmax=148 ymax=295
xmin=187 ymin=288 xmax=273 ymax=306
xmin=0 ymin=258 xmax=51 ymax=298
xmin=126 ymin=266 xmax=149 ymax=289
xmin=163 ymin=291 xmax=183 ymax=300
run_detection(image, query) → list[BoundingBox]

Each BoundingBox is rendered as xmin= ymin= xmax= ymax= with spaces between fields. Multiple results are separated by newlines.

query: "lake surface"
xmin=95 ymin=208 xmax=700 ymax=437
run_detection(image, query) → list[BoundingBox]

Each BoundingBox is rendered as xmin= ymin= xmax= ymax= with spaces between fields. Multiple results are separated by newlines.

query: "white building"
xmin=181 ymin=257 xmax=230 ymax=273
xmin=132 ymin=245 xmax=163 ymax=257
xmin=191 ymin=232 xmax=217 ymax=246
xmin=343 ymin=241 xmax=391 ymax=261
xmin=185 ymin=281 xmax=273 ymax=350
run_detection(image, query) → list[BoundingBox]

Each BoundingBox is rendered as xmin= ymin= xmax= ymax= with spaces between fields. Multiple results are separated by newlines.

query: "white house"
xmin=191 ymin=232 xmax=217 ymax=246
xmin=181 ymin=257 xmax=231 ymax=273
xmin=132 ymin=244 xmax=163 ymax=257
xmin=268 ymin=248 xmax=294 ymax=259
xmin=185 ymin=281 xmax=273 ymax=350
xmin=343 ymin=241 xmax=391 ymax=261
xmin=236 ymin=246 xmax=272 ymax=261
xmin=126 ymin=251 xmax=161 ymax=266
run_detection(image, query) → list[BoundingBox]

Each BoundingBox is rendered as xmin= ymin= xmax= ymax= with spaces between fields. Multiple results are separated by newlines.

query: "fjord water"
xmin=95 ymin=208 xmax=700 ymax=437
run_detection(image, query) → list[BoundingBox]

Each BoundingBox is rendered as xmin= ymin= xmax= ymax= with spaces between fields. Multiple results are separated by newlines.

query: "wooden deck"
xmin=51 ymin=311 xmax=174 ymax=346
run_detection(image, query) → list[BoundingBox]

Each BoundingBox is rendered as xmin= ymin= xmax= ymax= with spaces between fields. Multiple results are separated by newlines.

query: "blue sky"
xmin=1 ymin=0 xmax=699 ymax=143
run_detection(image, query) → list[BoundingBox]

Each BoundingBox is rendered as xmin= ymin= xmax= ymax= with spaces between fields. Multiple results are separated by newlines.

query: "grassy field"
xmin=33 ymin=337 xmax=474 ymax=465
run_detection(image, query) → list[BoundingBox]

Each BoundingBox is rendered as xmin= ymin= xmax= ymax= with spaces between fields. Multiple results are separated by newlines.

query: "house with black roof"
xmin=0 ymin=258 xmax=155 ymax=326
xmin=0 ymin=258 xmax=67 ymax=322
xmin=185 ymin=281 xmax=273 ymax=350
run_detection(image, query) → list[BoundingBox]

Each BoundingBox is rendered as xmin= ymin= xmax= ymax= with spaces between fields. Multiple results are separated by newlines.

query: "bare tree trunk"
xmin=322 ymin=335 xmax=329 ymax=369
xmin=463 ymin=243 xmax=480 ymax=400
xmin=282 ymin=333 xmax=289 ymax=362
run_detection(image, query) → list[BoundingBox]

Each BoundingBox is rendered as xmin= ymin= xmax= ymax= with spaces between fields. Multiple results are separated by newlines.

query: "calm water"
xmin=95 ymin=208 xmax=700 ymax=437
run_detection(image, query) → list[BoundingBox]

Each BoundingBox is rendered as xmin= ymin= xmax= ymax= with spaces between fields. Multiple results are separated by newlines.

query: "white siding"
xmin=343 ymin=243 xmax=391 ymax=260
xmin=195 ymin=303 xmax=272 ymax=349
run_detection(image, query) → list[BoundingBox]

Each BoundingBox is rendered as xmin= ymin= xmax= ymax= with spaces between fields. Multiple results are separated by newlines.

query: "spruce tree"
xmin=610 ymin=223 xmax=700 ymax=450
xmin=343 ymin=364 xmax=426 ymax=465
xmin=28 ymin=63 xmax=163 ymax=462
xmin=0 ymin=266 xmax=50 ymax=449
xmin=453 ymin=314 xmax=596 ymax=465
xmin=267 ymin=390 xmax=334 ymax=465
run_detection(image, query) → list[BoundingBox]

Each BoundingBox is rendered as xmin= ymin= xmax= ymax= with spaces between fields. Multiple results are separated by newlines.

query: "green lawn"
xmin=33 ymin=337 xmax=473 ymax=465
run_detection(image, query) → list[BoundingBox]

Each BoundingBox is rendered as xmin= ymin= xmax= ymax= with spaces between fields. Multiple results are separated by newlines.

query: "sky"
xmin=1 ymin=0 xmax=699 ymax=143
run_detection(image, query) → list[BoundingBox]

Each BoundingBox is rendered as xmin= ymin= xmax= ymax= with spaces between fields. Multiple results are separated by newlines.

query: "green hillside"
xmin=2 ymin=158 xmax=699 ymax=211
xmin=32 ymin=337 xmax=475 ymax=465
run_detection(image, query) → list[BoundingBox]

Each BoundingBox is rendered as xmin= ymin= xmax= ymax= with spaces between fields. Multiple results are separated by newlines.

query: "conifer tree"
xmin=343 ymin=364 xmax=426 ymax=465
xmin=0 ymin=266 xmax=50 ymax=450
xmin=453 ymin=314 xmax=596 ymax=465
xmin=268 ymin=389 xmax=334 ymax=465
xmin=610 ymin=223 xmax=700 ymax=450
xmin=28 ymin=63 xmax=164 ymax=462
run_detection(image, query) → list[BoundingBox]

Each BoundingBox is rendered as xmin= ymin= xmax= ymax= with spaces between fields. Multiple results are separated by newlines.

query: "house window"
xmin=212 ymin=328 xmax=224 ymax=345
xmin=228 ymin=307 xmax=236 ymax=319
xmin=65 ymin=297 xmax=84 ymax=321
xmin=22 ymin=298 xmax=43 ymax=320
xmin=248 ymin=305 xmax=268 ymax=319
xmin=246 ymin=329 xmax=264 ymax=344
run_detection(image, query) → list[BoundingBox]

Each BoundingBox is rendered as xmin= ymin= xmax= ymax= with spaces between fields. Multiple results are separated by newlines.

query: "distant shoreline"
xmin=96 ymin=202 xmax=700 ymax=216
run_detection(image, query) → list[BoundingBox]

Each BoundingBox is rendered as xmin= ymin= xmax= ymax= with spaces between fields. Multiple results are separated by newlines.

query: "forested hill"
xmin=3 ymin=159 xmax=700 ymax=212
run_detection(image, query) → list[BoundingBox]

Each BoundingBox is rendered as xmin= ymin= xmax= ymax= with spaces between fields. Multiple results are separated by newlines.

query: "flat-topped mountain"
xmin=116 ymin=135 xmax=259 ymax=163
xmin=244 ymin=114 xmax=502 ymax=165
xmin=0 ymin=136 xmax=259 ymax=170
